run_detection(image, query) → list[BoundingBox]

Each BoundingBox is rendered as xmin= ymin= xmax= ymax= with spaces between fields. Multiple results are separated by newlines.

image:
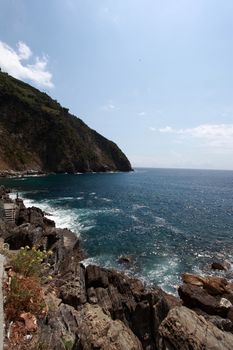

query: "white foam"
xmin=100 ymin=198 xmax=112 ymax=202
xmin=17 ymin=192 xmax=81 ymax=236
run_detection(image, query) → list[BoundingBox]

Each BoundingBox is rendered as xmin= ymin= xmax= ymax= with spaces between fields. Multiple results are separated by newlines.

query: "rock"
xmin=57 ymin=261 xmax=175 ymax=349
xmin=118 ymin=255 xmax=133 ymax=264
xmin=194 ymin=308 xmax=233 ymax=332
xmin=77 ymin=303 xmax=143 ymax=350
xmin=60 ymin=264 xmax=87 ymax=306
xmin=220 ymin=298 xmax=232 ymax=309
xmin=159 ymin=306 xmax=233 ymax=350
xmin=20 ymin=312 xmax=38 ymax=332
xmin=211 ymin=261 xmax=231 ymax=271
xmin=205 ymin=314 xmax=233 ymax=333
xmin=182 ymin=273 xmax=228 ymax=295
xmin=16 ymin=206 xmax=55 ymax=227
xmin=178 ymin=283 xmax=230 ymax=317
xmin=203 ymin=276 xmax=228 ymax=295
xmin=227 ymin=307 xmax=233 ymax=322
xmin=36 ymin=298 xmax=80 ymax=349
xmin=86 ymin=264 xmax=109 ymax=288
xmin=182 ymin=273 xmax=205 ymax=286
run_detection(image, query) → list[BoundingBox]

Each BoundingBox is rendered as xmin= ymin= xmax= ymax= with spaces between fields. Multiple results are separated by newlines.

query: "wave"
xmin=16 ymin=192 xmax=83 ymax=236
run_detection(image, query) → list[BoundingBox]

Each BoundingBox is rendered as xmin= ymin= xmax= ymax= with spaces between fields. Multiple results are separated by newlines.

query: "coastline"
xmin=1 ymin=186 xmax=233 ymax=349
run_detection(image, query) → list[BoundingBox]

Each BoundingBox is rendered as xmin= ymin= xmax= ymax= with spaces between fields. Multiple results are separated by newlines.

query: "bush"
xmin=5 ymin=275 xmax=46 ymax=321
xmin=11 ymin=246 xmax=52 ymax=278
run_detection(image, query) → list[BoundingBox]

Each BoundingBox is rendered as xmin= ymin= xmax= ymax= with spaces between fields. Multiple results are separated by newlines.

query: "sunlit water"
xmin=1 ymin=168 xmax=233 ymax=294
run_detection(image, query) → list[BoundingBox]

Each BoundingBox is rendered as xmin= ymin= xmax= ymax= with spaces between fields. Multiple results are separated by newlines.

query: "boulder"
xmin=182 ymin=273 xmax=228 ymax=295
xmin=203 ymin=276 xmax=228 ymax=295
xmin=178 ymin=284 xmax=230 ymax=317
xmin=159 ymin=306 xmax=233 ymax=350
xmin=182 ymin=273 xmax=205 ymax=286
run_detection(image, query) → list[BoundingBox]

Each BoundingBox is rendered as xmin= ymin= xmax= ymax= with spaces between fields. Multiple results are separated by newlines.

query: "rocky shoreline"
xmin=1 ymin=185 xmax=233 ymax=349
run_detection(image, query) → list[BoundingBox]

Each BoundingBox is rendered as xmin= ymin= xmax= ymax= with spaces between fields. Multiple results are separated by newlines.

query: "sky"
xmin=0 ymin=0 xmax=233 ymax=170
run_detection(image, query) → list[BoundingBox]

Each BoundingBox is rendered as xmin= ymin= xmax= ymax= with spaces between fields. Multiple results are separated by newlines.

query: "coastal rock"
xmin=38 ymin=297 xmax=143 ymax=350
xmin=37 ymin=298 xmax=80 ymax=349
xmin=58 ymin=262 xmax=175 ymax=349
xmin=159 ymin=306 xmax=233 ymax=350
xmin=205 ymin=314 xmax=233 ymax=332
xmin=86 ymin=264 xmax=109 ymax=288
xmin=203 ymin=276 xmax=228 ymax=295
xmin=77 ymin=303 xmax=143 ymax=350
xmin=60 ymin=264 xmax=87 ymax=307
xmin=211 ymin=261 xmax=231 ymax=271
xmin=182 ymin=273 xmax=205 ymax=286
xmin=16 ymin=206 xmax=55 ymax=227
xmin=118 ymin=255 xmax=133 ymax=264
xmin=178 ymin=283 xmax=230 ymax=317
xmin=182 ymin=273 xmax=228 ymax=295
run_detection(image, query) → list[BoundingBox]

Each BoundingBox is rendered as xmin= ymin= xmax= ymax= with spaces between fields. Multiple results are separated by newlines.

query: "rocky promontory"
xmin=0 ymin=71 xmax=132 ymax=174
xmin=1 ymin=186 xmax=233 ymax=349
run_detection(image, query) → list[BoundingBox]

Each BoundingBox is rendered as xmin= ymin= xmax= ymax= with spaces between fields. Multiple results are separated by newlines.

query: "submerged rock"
xmin=118 ymin=255 xmax=133 ymax=265
xmin=211 ymin=261 xmax=231 ymax=271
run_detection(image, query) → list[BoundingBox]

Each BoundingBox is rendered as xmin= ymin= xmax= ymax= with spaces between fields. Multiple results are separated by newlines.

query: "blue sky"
xmin=1 ymin=0 xmax=233 ymax=169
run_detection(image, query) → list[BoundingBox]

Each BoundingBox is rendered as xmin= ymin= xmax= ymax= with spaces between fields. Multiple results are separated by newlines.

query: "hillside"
xmin=0 ymin=70 xmax=132 ymax=173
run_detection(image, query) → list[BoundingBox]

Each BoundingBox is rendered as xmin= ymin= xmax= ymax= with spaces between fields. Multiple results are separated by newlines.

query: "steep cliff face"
xmin=0 ymin=71 xmax=132 ymax=173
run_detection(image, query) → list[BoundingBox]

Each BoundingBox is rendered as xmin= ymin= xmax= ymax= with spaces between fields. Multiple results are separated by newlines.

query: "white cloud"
xmin=100 ymin=100 xmax=117 ymax=112
xmin=17 ymin=41 xmax=32 ymax=60
xmin=138 ymin=111 xmax=146 ymax=116
xmin=158 ymin=124 xmax=233 ymax=149
xmin=158 ymin=126 xmax=174 ymax=133
xmin=0 ymin=41 xmax=53 ymax=88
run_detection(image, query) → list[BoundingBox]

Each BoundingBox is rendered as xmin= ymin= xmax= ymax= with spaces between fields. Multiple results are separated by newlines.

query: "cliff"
xmin=0 ymin=71 xmax=132 ymax=173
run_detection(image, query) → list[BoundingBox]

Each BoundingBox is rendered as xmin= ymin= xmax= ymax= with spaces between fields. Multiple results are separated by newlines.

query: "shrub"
xmin=5 ymin=275 xmax=46 ymax=321
xmin=11 ymin=246 xmax=52 ymax=278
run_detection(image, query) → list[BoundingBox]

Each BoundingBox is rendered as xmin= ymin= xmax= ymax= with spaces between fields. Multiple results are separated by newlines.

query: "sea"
xmin=1 ymin=168 xmax=233 ymax=294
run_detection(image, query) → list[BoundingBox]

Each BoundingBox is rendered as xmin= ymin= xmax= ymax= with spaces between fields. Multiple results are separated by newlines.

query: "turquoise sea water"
xmin=1 ymin=168 xmax=233 ymax=294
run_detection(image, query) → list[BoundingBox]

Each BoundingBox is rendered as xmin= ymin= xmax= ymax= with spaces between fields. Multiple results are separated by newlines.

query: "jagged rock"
xmin=182 ymin=273 xmax=205 ymax=286
xmin=194 ymin=308 xmax=233 ymax=333
xmin=178 ymin=283 xmax=230 ymax=317
xmin=159 ymin=306 xmax=233 ymax=350
xmin=36 ymin=298 xmax=80 ymax=349
xmin=58 ymin=263 xmax=174 ymax=349
xmin=77 ymin=303 xmax=143 ymax=350
xmin=211 ymin=261 xmax=231 ymax=271
xmin=37 ymin=298 xmax=144 ymax=350
xmin=204 ymin=314 xmax=233 ymax=333
xmin=203 ymin=276 xmax=228 ymax=295
xmin=60 ymin=264 xmax=87 ymax=307
xmin=86 ymin=264 xmax=109 ymax=288
xmin=16 ymin=206 xmax=55 ymax=227
xmin=182 ymin=273 xmax=228 ymax=295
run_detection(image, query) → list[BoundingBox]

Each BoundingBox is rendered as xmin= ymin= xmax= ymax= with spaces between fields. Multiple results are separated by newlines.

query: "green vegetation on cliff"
xmin=0 ymin=71 xmax=132 ymax=173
